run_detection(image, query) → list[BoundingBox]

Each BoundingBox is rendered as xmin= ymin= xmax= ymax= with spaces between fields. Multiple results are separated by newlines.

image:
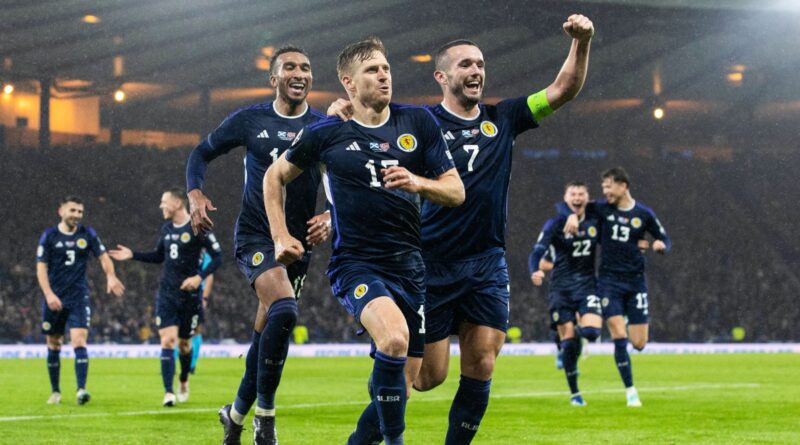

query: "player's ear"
xmin=339 ymin=74 xmax=355 ymax=95
xmin=433 ymin=69 xmax=447 ymax=86
xmin=269 ymin=73 xmax=278 ymax=89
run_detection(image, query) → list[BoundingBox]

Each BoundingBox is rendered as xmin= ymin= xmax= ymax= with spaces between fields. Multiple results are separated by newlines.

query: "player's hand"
xmin=652 ymin=240 xmax=667 ymax=254
xmin=188 ymin=189 xmax=217 ymax=235
xmin=275 ymin=234 xmax=305 ymax=266
xmin=382 ymin=166 xmax=422 ymax=193
xmin=637 ymin=239 xmax=650 ymax=252
xmin=327 ymin=98 xmax=354 ymax=121
xmin=563 ymin=14 xmax=594 ymax=42
xmin=107 ymin=275 xmax=125 ymax=297
xmin=180 ymin=275 xmax=202 ymax=291
xmin=108 ymin=244 xmax=133 ymax=261
xmin=563 ymin=214 xmax=580 ymax=235
xmin=45 ymin=293 xmax=62 ymax=311
xmin=531 ymin=271 xmax=546 ymax=287
xmin=306 ymin=212 xmax=332 ymax=246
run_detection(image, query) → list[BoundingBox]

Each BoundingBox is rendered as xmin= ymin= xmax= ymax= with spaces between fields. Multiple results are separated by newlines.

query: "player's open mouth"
xmin=465 ymin=79 xmax=482 ymax=93
xmin=288 ymin=82 xmax=306 ymax=93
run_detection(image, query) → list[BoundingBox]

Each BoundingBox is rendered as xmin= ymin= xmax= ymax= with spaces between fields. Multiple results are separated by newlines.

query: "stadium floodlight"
xmin=114 ymin=89 xmax=126 ymax=103
xmin=653 ymin=107 xmax=664 ymax=120
xmin=2 ymin=83 xmax=13 ymax=95
xmin=82 ymin=15 xmax=101 ymax=24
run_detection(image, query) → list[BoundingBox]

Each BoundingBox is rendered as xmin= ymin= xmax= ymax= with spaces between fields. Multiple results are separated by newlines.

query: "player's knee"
xmin=160 ymin=335 xmax=177 ymax=349
xmin=376 ymin=332 xmax=409 ymax=357
xmin=579 ymin=326 xmax=602 ymax=342
xmin=463 ymin=354 xmax=496 ymax=381
xmin=631 ymin=339 xmax=647 ymax=351
xmin=414 ymin=367 xmax=447 ymax=392
xmin=267 ymin=297 xmax=298 ymax=326
xmin=178 ymin=339 xmax=192 ymax=354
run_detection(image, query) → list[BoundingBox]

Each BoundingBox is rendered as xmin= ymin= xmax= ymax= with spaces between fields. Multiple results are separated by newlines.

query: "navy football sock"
xmin=160 ymin=348 xmax=175 ymax=393
xmin=74 ymin=347 xmax=89 ymax=390
xmin=372 ymin=351 xmax=407 ymax=442
xmin=233 ymin=330 xmax=261 ymax=418
xmin=614 ymin=338 xmax=634 ymax=388
xmin=445 ymin=375 xmax=491 ymax=445
xmin=256 ymin=298 xmax=297 ymax=411
xmin=561 ymin=338 xmax=580 ymax=395
xmin=47 ymin=348 xmax=61 ymax=393
xmin=347 ymin=401 xmax=383 ymax=445
xmin=178 ymin=349 xmax=192 ymax=383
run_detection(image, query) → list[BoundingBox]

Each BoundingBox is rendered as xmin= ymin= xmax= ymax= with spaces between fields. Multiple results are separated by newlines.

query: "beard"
xmin=449 ymin=81 xmax=481 ymax=109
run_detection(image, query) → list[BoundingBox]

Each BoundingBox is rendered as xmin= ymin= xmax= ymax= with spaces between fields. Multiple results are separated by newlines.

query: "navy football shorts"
xmin=329 ymin=260 xmax=425 ymax=358
xmin=547 ymin=288 xmax=602 ymax=327
xmin=156 ymin=291 xmax=202 ymax=339
xmin=424 ymin=250 xmax=510 ymax=344
xmin=598 ymin=276 xmax=649 ymax=324
xmin=41 ymin=294 xmax=91 ymax=335
xmin=236 ymin=235 xmax=311 ymax=298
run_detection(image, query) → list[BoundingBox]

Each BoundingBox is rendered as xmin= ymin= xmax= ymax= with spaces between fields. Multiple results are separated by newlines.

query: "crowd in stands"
xmin=1 ymin=143 xmax=797 ymax=344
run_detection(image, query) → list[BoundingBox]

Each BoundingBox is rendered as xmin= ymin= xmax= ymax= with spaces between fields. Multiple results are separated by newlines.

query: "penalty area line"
xmin=0 ymin=383 xmax=761 ymax=422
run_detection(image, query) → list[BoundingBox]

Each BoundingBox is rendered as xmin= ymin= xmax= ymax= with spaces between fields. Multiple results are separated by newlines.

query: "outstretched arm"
xmin=544 ymin=14 xmax=594 ymax=112
xmin=99 ymin=253 xmax=125 ymax=297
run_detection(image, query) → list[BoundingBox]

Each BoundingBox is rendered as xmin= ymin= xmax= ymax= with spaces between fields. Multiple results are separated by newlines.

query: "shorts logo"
xmin=588 ymin=226 xmax=597 ymax=237
xmin=76 ymin=238 xmax=88 ymax=249
xmin=354 ymin=284 xmax=368 ymax=299
xmin=155 ymin=316 xmax=162 ymax=327
xmin=180 ymin=232 xmax=191 ymax=243
xmin=396 ymin=134 xmax=418 ymax=152
xmin=631 ymin=217 xmax=642 ymax=229
xmin=252 ymin=252 xmax=265 ymax=266
xmin=480 ymin=121 xmax=498 ymax=137
xmin=602 ymin=297 xmax=610 ymax=307
xmin=551 ymin=312 xmax=559 ymax=322
xmin=42 ymin=321 xmax=51 ymax=331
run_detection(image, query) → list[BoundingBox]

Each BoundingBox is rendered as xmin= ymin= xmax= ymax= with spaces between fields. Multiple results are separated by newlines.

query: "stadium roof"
xmin=2 ymin=0 xmax=799 ymax=132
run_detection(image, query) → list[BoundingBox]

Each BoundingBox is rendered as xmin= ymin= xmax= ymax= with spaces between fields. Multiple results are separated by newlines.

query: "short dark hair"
xmin=337 ymin=37 xmax=386 ymax=77
xmin=61 ymin=195 xmax=83 ymax=206
xmin=269 ymin=45 xmax=308 ymax=76
xmin=564 ymin=180 xmax=588 ymax=191
xmin=165 ymin=187 xmax=189 ymax=211
xmin=434 ymin=39 xmax=479 ymax=71
xmin=601 ymin=167 xmax=631 ymax=186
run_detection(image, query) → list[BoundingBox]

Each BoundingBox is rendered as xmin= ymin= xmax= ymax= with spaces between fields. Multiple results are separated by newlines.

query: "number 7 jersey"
xmin=421 ymin=98 xmax=538 ymax=260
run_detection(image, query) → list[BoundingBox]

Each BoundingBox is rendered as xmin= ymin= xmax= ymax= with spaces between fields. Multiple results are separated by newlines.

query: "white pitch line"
xmin=0 ymin=383 xmax=761 ymax=422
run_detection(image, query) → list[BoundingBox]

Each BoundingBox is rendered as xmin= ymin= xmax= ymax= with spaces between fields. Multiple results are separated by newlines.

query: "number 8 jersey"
xmin=421 ymin=98 xmax=538 ymax=261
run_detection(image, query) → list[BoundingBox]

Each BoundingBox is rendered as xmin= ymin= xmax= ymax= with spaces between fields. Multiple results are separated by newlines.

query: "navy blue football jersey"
xmin=132 ymin=221 xmax=222 ymax=297
xmin=186 ymin=102 xmax=325 ymax=248
xmin=528 ymin=214 xmax=599 ymax=292
xmin=421 ymin=98 xmax=537 ymax=260
xmin=559 ymin=200 xmax=671 ymax=277
xmin=37 ymin=225 xmax=106 ymax=302
xmin=286 ymin=103 xmax=454 ymax=267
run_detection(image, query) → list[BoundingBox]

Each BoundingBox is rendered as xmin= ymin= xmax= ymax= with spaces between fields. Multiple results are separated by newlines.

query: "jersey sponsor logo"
xmin=551 ymin=311 xmax=559 ymax=322
xmin=369 ymin=141 xmax=391 ymax=153
xmin=256 ymin=130 xmax=269 ymax=139
xmin=252 ymin=251 xmax=265 ymax=266
xmin=164 ymin=234 xmax=171 ymax=240
xmin=180 ymin=232 xmax=191 ymax=243
xmin=76 ymin=238 xmax=88 ymax=249
xmin=607 ymin=215 xmax=615 ymax=221
xmin=346 ymin=141 xmax=361 ymax=151
xmin=42 ymin=321 xmax=52 ymax=331
xmin=354 ymin=284 xmax=368 ymax=299
xmin=479 ymin=121 xmax=497 ymax=137
xmin=55 ymin=241 xmax=63 ymax=248
xmin=631 ymin=217 xmax=642 ymax=229
xmin=443 ymin=131 xmax=455 ymax=141
xmin=37 ymin=245 xmax=44 ymax=257
xmin=588 ymin=226 xmax=598 ymax=237
xmin=277 ymin=130 xmax=297 ymax=141
xmin=396 ymin=134 xmax=417 ymax=152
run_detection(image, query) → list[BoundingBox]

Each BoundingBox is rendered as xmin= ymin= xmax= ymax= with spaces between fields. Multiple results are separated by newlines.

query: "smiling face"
xmin=58 ymin=201 xmax=84 ymax=230
xmin=564 ymin=185 xmax=589 ymax=215
xmin=436 ymin=44 xmax=485 ymax=109
xmin=270 ymin=51 xmax=312 ymax=106
xmin=159 ymin=192 xmax=183 ymax=220
xmin=602 ymin=177 xmax=629 ymax=206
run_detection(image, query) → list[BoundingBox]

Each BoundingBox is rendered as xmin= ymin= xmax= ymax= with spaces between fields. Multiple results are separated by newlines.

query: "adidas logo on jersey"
xmin=55 ymin=241 xmax=64 ymax=248
xmin=443 ymin=131 xmax=455 ymax=141
xmin=346 ymin=142 xmax=361 ymax=151
xmin=257 ymin=130 xmax=269 ymax=139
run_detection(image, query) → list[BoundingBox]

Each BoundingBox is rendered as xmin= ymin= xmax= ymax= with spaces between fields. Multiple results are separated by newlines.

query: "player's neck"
xmin=58 ymin=222 xmax=77 ymax=235
xmin=273 ymin=99 xmax=308 ymax=118
xmin=441 ymin=96 xmax=480 ymax=120
xmin=172 ymin=212 xmax=191 ymax=227
xmin=615 ymin=194 xmax=635 ymax=211
xmin=351 ymin=101 xmax=390 ymax=127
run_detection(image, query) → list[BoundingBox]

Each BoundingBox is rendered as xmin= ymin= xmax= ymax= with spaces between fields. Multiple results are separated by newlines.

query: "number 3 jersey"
xmin=37 ymin=225 xmax=106 ymax=303
xmin=132 ymin=221 xmax=222 ymax=298
xmin=529 ymin=214 xmax=600 ymax=293
xmin=421 ymin=97 xmax=538 ymax=261
xmin=286 ymin=104 xmax=454 ymax=268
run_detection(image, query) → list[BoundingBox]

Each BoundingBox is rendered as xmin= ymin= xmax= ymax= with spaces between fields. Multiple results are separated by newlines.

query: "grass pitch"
xmin=0 ymin=353 xmax=797 ymax=444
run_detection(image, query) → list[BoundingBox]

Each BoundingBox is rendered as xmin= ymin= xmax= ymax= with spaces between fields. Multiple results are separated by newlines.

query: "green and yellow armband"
xmin=527 ymin=89 xmax=554 ymax=122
